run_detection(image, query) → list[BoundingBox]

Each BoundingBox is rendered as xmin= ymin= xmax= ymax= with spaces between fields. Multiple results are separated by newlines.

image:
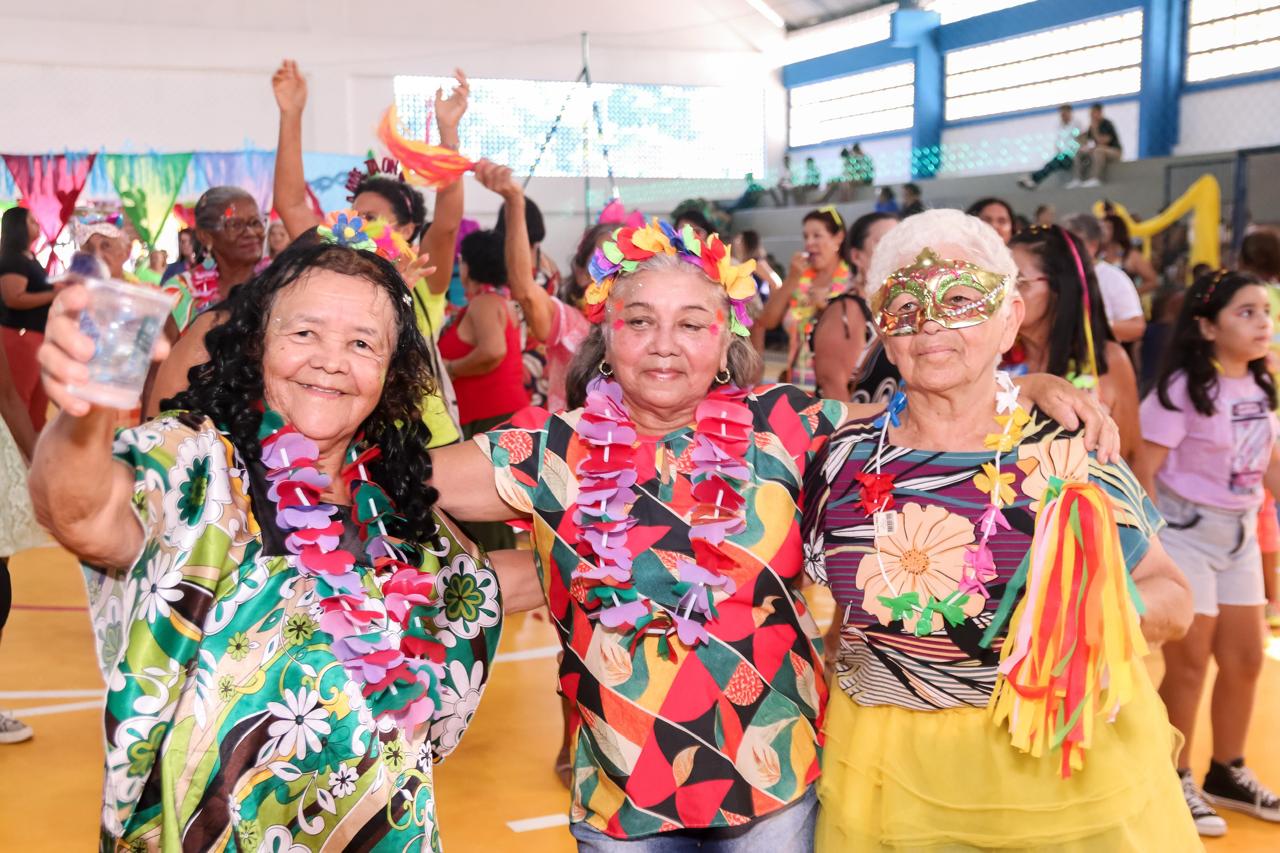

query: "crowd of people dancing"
xmin=2 ymin=59 xmax=1280 ymax=852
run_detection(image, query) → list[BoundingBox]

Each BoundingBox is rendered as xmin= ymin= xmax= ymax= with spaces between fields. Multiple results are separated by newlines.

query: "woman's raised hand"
xmin=473 ymin=160 xmax=522 ymax=201
xmin=435 ymin=69 xmax=470 ymax=141
xmin=37 ymin=284 xmax=171 ymax=418
xmin=272 ymin=59 xmax=308 ymax=115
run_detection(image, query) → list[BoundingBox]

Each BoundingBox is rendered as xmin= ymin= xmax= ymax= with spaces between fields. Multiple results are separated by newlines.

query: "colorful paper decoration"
xmin=104 ymin=152 xmax=192 ymax=247
xmin=377 ymin=106 xmax=475 ymax=189
xmin=3 ymin=153 xmax=97 ymax=247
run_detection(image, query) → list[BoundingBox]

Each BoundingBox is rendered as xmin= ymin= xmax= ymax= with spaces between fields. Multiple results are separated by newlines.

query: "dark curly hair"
xmin=353 ymin=176 xmax=427 ymax=243
xmin=1155 ymin=269 xmax=1277 ymax=417
xmin=165 ymin=240 xmax=440 ymax=543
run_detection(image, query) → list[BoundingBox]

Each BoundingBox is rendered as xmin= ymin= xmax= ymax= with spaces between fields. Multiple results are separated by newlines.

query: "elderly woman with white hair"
xmin=801 ymin=209 xmax=1198 ymax=850
xmin=430 ymin=211 xmax=1119 ymax=850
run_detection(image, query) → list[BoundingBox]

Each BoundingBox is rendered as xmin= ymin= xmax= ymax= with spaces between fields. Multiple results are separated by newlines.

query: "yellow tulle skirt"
xmin=817 ymin=667 xmax=1201 ymax=852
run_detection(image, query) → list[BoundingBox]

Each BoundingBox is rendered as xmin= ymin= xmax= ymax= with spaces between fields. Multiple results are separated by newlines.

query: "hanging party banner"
xmin=195 ymin=151 xmax=275 ymax=212
xmin=3 ymin=153 xmax=97 ymax=246
xmin=104 ymin=152 xmax=192 ymax=246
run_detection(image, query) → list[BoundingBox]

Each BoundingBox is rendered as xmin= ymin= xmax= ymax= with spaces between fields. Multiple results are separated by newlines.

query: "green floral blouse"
xmin=82 ymin=415 xmax=501 ymax=851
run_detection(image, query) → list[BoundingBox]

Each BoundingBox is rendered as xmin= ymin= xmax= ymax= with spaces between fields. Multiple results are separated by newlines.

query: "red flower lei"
xmin=570 ymin=377 xmax=752 ymax=652
xmin=259 ymin=411 xmax=445 ymax=728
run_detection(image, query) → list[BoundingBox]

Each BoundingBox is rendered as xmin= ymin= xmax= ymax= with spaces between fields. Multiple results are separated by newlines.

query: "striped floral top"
xmin=801 ymin=409 xmax=1162 ymax=711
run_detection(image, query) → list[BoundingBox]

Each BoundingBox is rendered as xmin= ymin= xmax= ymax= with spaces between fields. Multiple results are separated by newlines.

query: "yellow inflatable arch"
xmin=1091 ymin=174 xmax=1221 ymax=276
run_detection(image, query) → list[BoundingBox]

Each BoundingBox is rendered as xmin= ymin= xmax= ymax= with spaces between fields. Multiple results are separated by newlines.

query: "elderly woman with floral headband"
xmin=431 ymin=209 xmax=1118 ymax=849
xmin=800 ymin=209 xmax=1197 ymax=850
xmin=30 ymin=239 xmax=517 ymax=850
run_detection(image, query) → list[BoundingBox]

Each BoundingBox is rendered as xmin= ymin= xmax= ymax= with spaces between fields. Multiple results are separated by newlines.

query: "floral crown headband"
xmin=317 ymin=210 xmax=416 ymax=305
xmin=585 ymin=219 xmax=757 ymax=336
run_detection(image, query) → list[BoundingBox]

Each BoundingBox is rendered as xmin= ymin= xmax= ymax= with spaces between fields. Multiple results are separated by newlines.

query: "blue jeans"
xmin=569 ymin=786 xmax=817 ymax=852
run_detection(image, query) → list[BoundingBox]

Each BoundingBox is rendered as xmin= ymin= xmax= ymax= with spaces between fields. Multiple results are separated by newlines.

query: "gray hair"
xmin=563 ymin=253 xmax=762 ymax=409
xmin=194 ymin=186 xmax=257 ymax=231
xmin=1063 ymin=213 xmax=1102 ymax=247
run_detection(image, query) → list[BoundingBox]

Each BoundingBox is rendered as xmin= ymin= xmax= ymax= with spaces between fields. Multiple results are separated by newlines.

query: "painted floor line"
xmin=495 ymin=644 xmax=560 ymax=663
xmin=506 ymin=813 xmax=570 ymax=833
xmin=15 ymin=700 xmax=103 ymax=717
xmin=0 ymin=689 xmax=103 ymax=699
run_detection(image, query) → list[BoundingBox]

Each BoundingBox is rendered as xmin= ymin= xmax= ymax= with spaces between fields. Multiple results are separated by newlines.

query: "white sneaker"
xmin=1181 ymin=770 xmax=1228 ymax=837
xmin=1080 ymin=178 xmax=1102 ymax=188
xmin=1064 ymin=179 xmax=1082 ymax=189
xmin=0 ymin=710 xmax=33 ymax=744
xmin=1017 ymin=176 xmax=1036 ymax=190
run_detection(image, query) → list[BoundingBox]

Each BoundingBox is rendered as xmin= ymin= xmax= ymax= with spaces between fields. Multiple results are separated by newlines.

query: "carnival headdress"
xmin=585 ymin=219 xmax=757 ymax=336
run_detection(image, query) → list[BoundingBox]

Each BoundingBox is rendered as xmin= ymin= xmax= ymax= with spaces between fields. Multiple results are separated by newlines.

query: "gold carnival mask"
xmin=872 ymin=248 xmax=1011 ymax=336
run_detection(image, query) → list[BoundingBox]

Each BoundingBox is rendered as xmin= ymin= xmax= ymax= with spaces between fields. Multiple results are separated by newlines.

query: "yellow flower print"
xmin=973 ymin=462 xmax=1016 ymax=507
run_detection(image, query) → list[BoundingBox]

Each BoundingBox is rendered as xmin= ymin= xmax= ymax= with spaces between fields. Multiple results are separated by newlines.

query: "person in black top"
xmin=0 ymin=207 xmax=56 ymax=430
xmin=1073 ymin=102 xmax=1122 ymax=187
xmin=901 ymin=182 xmax=925 ymax=217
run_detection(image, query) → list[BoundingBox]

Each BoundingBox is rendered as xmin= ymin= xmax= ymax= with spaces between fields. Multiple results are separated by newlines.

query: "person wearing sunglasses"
xmin=801 ymin=209 xmax=1196 ymax=850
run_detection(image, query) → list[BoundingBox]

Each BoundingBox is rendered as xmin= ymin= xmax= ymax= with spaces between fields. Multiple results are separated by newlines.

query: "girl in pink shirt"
xmin=1136 ymin=270 xmax=1280 ymax=835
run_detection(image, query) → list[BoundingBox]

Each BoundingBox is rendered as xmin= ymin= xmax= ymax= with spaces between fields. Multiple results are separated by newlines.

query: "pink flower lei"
xmin=571 ymin=376 xmax=752 ymax=654
xmin=258 ymin=410 xmax=445 ymax=728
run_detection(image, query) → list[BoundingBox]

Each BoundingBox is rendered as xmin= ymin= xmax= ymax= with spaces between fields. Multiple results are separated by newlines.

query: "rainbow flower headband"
xmin=318 ymin=210 xmax=415 ymax=263
xmin=586 ymin=219 xmax=757 ymax=336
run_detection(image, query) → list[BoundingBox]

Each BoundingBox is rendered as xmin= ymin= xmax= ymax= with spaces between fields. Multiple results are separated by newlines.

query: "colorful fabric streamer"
xmin=377 ymin=106 xmax=475 ymax=189
xmin=983 ymin=479 xmax=1149 ymax=777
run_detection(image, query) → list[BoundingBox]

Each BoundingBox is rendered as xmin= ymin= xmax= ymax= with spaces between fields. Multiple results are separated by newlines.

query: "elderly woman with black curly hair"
xmin=30 ymin=241 xmax=505 ymax=851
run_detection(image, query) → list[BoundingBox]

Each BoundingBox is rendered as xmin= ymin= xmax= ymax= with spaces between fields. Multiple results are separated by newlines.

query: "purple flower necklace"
xmin=258 ymin=409 xmax=446 ymax=728
xmin=571 ymin=376 xmax=752 ymax=653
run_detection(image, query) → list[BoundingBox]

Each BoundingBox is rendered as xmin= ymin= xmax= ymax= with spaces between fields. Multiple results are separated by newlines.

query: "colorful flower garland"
xmin=259 ymin=410 xmax=445 ymax=728
xmin=585 ymin=220 xmax=757 ymax=335
xmin=789 ymin=259 xmax=853 ymax=333
xmin=570 ymin=376 xmax=752 ymax=652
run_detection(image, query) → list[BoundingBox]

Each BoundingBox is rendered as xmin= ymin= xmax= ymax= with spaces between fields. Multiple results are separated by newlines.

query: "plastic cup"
xmin=65 ymin=278 xmax=174 ymax=409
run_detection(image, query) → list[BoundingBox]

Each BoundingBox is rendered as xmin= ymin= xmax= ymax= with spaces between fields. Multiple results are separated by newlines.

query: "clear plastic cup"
xmin=66 ymin=278 xmax=174 ymax=409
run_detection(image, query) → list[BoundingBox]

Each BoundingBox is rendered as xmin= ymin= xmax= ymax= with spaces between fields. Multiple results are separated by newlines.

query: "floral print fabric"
xmin=82 ymin=415 xmax=501 ymax=851
xmin=802 ymin=410 xmax=1162 ymax=712
xmin=475 ymin=384 xmax=846 ymax=839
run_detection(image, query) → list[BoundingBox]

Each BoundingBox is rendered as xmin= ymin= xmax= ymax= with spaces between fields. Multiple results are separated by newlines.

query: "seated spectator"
xmin=848 ymin=143 xmax=874 ymax=185
xmin=771 ymin=154 xmax=794 ymax=207
xmin=1035 ymin=203 xmax=1056 ymax=227
xmin=1070 ymin=102 xmax=1122 ymax=187
xmin=822 ymin=149 xmax=855 ymax=204
xmin=727 ymin=172 xmax=766 ymax=211
xmin=1065 ymin=212 xmax=1146 ymax=343
xmin=967 ymin=197 xmax=1016 ymax=244
xmin=900 ymin=182 xmax=925 ymax=217
xmin=798 ymin=156 xmax=822 ymax=204
xmin=1018 ymin=104 xmax=1080 ymax=190
xmin=874 ymin=186 xmax=899 ymax=214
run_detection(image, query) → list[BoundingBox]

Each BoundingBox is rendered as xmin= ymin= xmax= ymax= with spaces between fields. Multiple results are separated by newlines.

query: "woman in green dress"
xmin=30 ymin=241 xmax=504 ymax=851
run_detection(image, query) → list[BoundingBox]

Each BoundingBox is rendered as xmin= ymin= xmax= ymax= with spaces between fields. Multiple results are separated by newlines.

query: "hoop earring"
xmin=715 ymin=368 xmax=731 ymax=385
xmin=598 ymin=360 xmax=614 ymax=378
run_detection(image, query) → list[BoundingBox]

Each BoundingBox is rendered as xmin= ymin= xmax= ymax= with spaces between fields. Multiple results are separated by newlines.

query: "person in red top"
xmin=439 ymin=228 xmax=530 ymax=549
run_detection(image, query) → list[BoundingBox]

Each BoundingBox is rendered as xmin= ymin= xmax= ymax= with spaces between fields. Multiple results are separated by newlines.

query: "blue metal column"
xmin=891 ymin=7 xmax=944 ymax=178
xmin=1138 ymin=0 xmax=1188 ymax=158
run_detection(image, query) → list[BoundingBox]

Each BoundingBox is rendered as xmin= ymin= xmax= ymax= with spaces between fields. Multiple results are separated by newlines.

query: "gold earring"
xmin=715 ymin=368 xmax=731 ymax=385
xmin=598 ymin=360 xmax=613 ymax=377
